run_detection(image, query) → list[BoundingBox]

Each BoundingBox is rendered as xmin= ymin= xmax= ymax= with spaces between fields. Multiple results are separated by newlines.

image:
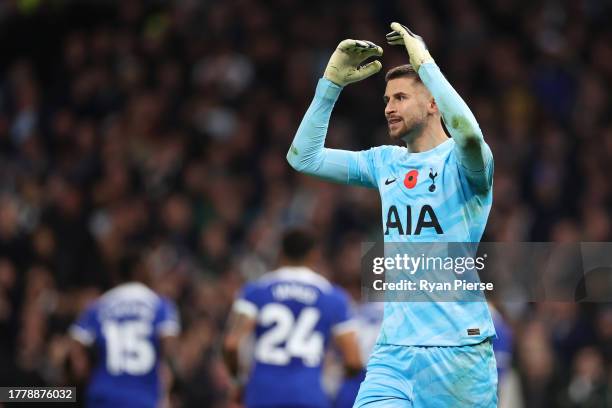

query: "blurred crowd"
xmin=0 ymin=0 xmax=611 ymax=407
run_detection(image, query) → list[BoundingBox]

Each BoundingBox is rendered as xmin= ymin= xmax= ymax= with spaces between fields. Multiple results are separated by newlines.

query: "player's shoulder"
xmin=449 ymin=137 xmax=494 ymax=163
xmin=157 ymin=295 xmax=178 ymax=312
xmin=239 ymin=267 xmax=335 ymax=308
xmin=363 ymin=145 xmax=407 ymax=166
xmin=327 ymin=283 xmax=351 ymax=305
xmin=257 ymin=266 xmax=334 ymax=292
xmin=101 ymin=282 xmax=163 ymax=306
xmin=77 ymin=298 xmax=101 ymax=320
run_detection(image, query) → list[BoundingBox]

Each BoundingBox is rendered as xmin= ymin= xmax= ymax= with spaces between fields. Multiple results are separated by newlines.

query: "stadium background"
xmin=0 ymin=0 xmax=610 ymax=406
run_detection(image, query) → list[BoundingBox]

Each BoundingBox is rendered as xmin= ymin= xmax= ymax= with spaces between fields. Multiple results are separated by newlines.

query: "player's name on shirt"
xmin=98 ymin=301 xmax=156 ymax=321
xmin=272 ymin=283 xmax=319 ymax=304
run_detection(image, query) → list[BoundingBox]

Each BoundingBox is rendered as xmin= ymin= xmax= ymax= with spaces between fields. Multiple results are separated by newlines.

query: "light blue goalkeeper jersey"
xmin=288 ymin=63 xmax=496 ymax=346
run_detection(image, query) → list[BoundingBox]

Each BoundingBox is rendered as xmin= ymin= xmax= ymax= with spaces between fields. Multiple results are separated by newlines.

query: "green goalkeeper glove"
xmin=323 ymin=39 xmax=383 ymax=87
xmin=386 ymin=22 xmax=434 ymax=72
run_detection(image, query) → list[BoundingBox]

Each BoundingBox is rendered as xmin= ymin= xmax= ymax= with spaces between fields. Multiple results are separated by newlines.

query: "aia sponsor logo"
xmin=384 ymin=205 xmax=443 ymax=235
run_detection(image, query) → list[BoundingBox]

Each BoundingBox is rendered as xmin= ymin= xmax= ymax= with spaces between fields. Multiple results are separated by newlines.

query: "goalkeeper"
xmin=287 ymin=23 xmax=497 ymax=407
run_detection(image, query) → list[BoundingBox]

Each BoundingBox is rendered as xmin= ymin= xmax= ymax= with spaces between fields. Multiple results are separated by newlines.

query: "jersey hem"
xmin=376 ymin=335 xmax=495 ymax=348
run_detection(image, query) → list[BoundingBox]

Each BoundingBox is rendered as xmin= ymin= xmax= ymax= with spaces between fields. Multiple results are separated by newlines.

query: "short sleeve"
xmin=232 ymin=283 xmax=259 ymax=319
xmin=329 ymin=287 xmax=356 ymax=336
xmin=155 ymin=298 xmax=181 ymax=337
xmin=69 ymin=306 xmax=98 ymax=346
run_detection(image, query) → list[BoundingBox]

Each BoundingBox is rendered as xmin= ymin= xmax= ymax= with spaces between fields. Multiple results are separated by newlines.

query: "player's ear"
xmin=428 ymin=97 xmax=438 ymax=114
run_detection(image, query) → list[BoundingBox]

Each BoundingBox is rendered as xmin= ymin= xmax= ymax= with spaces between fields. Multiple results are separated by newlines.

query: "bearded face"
xmin=384 ymin=77 xmax=433 ymax=141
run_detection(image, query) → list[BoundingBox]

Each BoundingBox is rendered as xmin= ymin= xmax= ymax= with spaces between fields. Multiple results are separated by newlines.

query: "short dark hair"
xmin=281 ymin=227 xmax=316 ymax=262
xmin=385 ymin=64 xmax=421 ymax=82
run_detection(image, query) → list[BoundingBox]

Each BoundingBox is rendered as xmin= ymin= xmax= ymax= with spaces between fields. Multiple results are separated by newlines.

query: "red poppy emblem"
xmin=404 ymin=170 xmax=418 ymax=189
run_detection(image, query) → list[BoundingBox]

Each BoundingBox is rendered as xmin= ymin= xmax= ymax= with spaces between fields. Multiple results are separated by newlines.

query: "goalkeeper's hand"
xmin=323 ymin=39 xmax=383 ymax=87
xmin=386 ymin=22 xmax=434 ymax=72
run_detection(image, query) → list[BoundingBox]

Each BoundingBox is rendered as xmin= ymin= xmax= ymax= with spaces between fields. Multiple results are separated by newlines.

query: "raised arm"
xmin=387 ymin=23 xmax=492 ymax=189
xmin=287 ymin=40 xmax=383 ymax=188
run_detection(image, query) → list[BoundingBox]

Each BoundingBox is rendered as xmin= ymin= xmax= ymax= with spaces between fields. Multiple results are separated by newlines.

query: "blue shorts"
xmin=354 ymin=340 xmax=498 ymax=408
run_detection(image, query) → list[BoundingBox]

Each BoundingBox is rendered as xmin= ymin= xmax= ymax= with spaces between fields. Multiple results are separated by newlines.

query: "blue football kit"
xmin=288 ymin=62 xmax=498 ymax=407
xmin=233 ymin=266 xmax=354 ymax=408
xmin=70 ymin=282 xmax=180 ymax=408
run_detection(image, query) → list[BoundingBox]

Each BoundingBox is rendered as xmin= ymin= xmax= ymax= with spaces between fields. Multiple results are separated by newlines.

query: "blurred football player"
xmin=287 ymin=22 xmax=497 ymax=407
xmin=223 ymin=228 xmax=362 ymax=408
xmin=69 ymin=257 xmax=180 ymax=408
xmin=333 ymin=301 xmax=383 ymax=408
xmin=490 ymin=303 xmax=513 ymax=386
